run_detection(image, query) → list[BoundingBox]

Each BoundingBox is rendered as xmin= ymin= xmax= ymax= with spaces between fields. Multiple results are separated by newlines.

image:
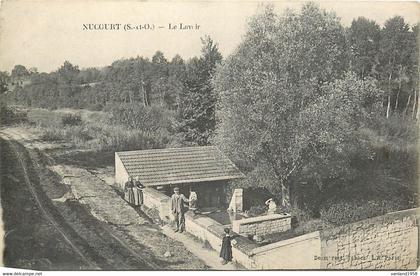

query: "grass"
xmin=26 ymin=107 xmax=171 ymax=153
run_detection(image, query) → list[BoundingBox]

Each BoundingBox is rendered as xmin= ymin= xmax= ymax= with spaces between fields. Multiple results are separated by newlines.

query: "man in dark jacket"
xmin=171 ymin=187 xmax=189 ymax=233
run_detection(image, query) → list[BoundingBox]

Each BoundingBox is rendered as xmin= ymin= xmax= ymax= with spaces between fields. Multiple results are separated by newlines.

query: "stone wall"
xmin=185 ymin=213 xmax=224 ymax=252
xmin=251 ymin=231 xmax=322 ymax=269
xmin=142 ymin=187 xmax=171 ymax=221
xmin=320 ymin=208 xmax=419 ymax=270
xmin=183 ymin=208 xmax=419 ymax=269
xmin=184 ymin=212 xmax=258 ymax=269
xmin=232 ymin=214 xmax=291 ymax=236
xmin=184 ymin=212 xmax=318 ymax=269
xmin=140 ymin=187 xmax=419 ymax=270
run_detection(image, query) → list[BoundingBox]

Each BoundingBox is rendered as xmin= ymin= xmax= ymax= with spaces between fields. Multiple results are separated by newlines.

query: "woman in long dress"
xmin=124 ymin=177 xmax=135 ymax=205
xmin=133 ymin=177 xmax=144 ymax=206
xmin=220 ymin=228 xmax=237 ymax=265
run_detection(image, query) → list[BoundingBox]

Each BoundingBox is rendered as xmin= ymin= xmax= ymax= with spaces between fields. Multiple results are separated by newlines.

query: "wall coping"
xmin=250 ymin=231 xmax=320 ymax=256
xmin=387 ymin=207 xmax=420 ymax=218
xmin=321 ymin=207 xmax=420 ymax=239
xmin=143 ymin=187 xmax=171 ymax=201
xmin=233 ymin=213 xmax=291 ymax=226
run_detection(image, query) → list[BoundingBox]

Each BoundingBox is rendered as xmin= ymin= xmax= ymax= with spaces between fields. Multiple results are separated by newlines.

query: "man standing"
xmin=171 ymin=187 xmax=189 ymax=233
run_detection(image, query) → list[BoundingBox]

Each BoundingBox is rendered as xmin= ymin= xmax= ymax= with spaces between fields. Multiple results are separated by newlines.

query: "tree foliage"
xmin=213 ymin=3 xmax=413 ymax=212
xmin=347 ymin=17 xmax=381 ymax=79
xmin=174 ymin=36 xmax=223 ymax=146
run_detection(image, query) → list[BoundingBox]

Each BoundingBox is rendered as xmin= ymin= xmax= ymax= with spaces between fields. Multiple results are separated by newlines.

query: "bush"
xmin=0 ymin=103 xmax=27 ymax=125
xmin=61 ymin=113 xmax=82 ymax=126
xmin=290 ymin=205 xmax=315 ymax=225
xmin=320 ymin=197 xmax=413 ymax=227
xmin=27 ymin=108 xmax=62 ymax=127
xmin=247 ymin=205 xmax=266 ymax=217
xmin=40 ymin=128 xmax=65 ymax=141
xmin=105 ymin=102 xmax=173 ymax=132
xmin=293 ymin=219 xmax=323 ymax=234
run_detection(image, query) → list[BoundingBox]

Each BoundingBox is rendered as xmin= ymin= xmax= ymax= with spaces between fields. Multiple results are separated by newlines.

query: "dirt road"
xmin=0 ymin=129 xmax=206 ymax=270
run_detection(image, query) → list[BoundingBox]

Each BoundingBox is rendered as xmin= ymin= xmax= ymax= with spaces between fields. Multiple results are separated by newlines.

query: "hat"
xmin=174 ymin=187 xmax=180 ymax=191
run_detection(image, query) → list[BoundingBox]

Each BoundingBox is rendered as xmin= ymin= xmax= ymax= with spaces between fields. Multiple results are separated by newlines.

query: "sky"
xmin=0 ymin=0 xmax=418 ymax=73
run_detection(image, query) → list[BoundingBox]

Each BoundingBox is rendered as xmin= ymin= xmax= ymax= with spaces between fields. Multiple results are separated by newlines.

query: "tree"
xmin=152 ymin=51 xmax=168 ymax=65
xmin=0 ymin=71 xmax=10 ymax=94
xmin=378 ymin=16 xmax=416 ymax=117
xmin=174 ymin=36 xmax=223 ymax=145
xmin=11 ymin=65 xmax=29 ymax=80
xmin=28 ymin=67 xmax=38 ymax=74
xmin=213 ymin=3 xmax=361 ymax=209
xmin=347 ymin=17 xmax=381 ymax=79
xmin=57 ymin=61 xmax=80 ymax=85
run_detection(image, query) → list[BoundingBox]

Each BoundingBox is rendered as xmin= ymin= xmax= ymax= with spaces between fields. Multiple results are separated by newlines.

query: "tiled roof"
xmin=116 ymin=146 xmax=244 ymax=186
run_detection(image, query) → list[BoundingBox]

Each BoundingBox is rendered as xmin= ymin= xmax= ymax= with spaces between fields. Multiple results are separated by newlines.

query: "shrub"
xmin=40 ymin=128 xmax=65 ymax=141
xmin=290 ymin=205 xmax=315 ymax=225
xmin=293 ymin=219 xmax=323 ymax=234
xmin=0 ymin=103 xmax=27 ymax=125
xmin=105 ymin=102 xmax=173 ymax=132
xmin=320 ymin=197 xmax=413 ymax=227
xmin=247 ymin=205 xmax=266 ymax=217
xmin=27 ymin=108 xmax=62 ymax=127
xmin=61 ymin=113 xmax=82 ymax=126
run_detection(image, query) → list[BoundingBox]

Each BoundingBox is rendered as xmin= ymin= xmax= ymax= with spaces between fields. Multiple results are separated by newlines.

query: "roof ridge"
xmin=116 ymin=145 xmax=216 ymax=155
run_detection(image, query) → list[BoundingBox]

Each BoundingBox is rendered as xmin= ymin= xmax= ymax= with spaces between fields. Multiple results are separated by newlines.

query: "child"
xmin=220 ymin=228 xmax=237 ymax=265
xmin=189 ymin=190 xmax=198 ymax=213
xmin=265 ymin=198 xmax=277 ymax=215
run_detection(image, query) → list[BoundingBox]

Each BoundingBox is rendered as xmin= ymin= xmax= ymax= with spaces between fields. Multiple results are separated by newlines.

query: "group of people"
xmin=124 ymin=176 xmax=144 ymax=206
xmin=170 ymin=187 xmax=236 ymax=265
xmin=124 ymin=181 xmax=277 ymax=266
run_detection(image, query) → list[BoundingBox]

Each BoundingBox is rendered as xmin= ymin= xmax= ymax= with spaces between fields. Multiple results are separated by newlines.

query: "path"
xmin=3 ymin=137 xmax=99 ymax=269
xmin=0 ymin=127 xmax=207 ymax=270
xmin=161 ymin=225 xmax=237 ymax=270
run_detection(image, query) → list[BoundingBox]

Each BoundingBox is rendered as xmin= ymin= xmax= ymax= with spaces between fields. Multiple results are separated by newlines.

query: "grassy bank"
xmin=26 ymin=107 xmax=171 ymax=153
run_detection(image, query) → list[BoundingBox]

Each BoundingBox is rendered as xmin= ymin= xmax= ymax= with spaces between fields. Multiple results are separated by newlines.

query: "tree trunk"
xmin=281 ymin=182 xmax=290 ymax=209
xmin=142 ymin=82 xmax=149 ymax=107
xmin=128 ymin=91 xmax=133 ymax=103
xmin=386 ymin=61 xmax=393 ymax=118
xmin=403 ymin=93 xmax=411 ymax=119
xmin=412 ymin=90 xmax=417 ymax=119
xmin=386 ymin=95 xmax=391 ymax=118
xmin=416 ymin=91 xmax=420 ymax=120
xmin=394 ymin=81 xmax=401 ymax=110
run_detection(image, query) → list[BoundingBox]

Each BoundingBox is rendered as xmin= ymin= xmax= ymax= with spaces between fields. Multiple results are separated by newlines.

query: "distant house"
xmin=115 ymin=146 xmax=244 ymax=208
